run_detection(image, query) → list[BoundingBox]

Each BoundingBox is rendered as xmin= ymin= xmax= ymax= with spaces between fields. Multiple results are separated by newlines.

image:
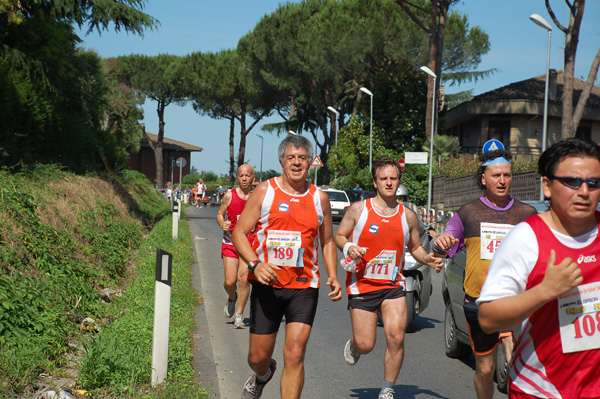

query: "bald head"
xmin=237 ymin=164 xmax=255 ymax=191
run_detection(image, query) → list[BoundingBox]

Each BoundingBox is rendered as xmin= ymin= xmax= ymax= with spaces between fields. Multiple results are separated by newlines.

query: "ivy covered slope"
xmin=0 ymin=165 xmax=169 ymax=395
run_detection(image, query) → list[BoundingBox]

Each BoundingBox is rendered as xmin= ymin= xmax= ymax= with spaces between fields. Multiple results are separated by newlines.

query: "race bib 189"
xmin=480 ymin=222 xmax=514 ymax=260
xmin=558 ymin=281 xmax=600 ymax=353
xmin=266 ymin=230 xmax=303 ymax=267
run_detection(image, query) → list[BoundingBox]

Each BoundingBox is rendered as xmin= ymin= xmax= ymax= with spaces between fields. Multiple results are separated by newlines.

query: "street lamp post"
xmin=327 ymin=106 xmax=339 ymax=179
xmin=257 ymin=134 xmax=264 ymax=182
xmin=420 ymin=66 xmax=437 ymax=222
xmin=530 ymin=13 xmax=552 ymax=200
xmin=359 ymin=87 xmax=373 ymax=172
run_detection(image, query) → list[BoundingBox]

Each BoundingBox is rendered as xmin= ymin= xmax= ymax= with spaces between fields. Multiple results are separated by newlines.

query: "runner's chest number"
xmin=266 ymin=230 xmax=303 ymax=267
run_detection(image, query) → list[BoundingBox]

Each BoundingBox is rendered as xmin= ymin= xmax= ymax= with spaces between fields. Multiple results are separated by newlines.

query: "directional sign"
xmin=311 ymin=155 xmax=323 ymax=167
xmin=398 ymin=158 xmax=405 ymax=171
xmin=404 ymin=152 xmax=428 ymax=164
xmin=482 ymin=139 xmax=505 ymax=153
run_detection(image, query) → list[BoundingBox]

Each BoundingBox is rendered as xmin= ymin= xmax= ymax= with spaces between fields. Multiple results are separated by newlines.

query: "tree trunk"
xmin=237 ymin=106 xmax=247 ymax=169
xmin=141 ymin=100 xmax=167 ymax=188
xmin=547 ymin=0 xmax=590 ymax=139
xmin=228 ymin=117 xmax=235 ymax=185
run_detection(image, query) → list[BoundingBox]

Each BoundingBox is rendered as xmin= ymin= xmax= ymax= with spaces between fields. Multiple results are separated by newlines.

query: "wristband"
xmin=343 ymin=242 xmax=354 ymax=257
xmin=432 ymin=242 xmax=449 ymax=256
xmin=248 ymin=260 xmax=261 ymax=273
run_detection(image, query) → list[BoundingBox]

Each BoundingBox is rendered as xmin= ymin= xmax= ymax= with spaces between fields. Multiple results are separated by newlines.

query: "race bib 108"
xmin=558 ymin=281 xmax=600 ymax=353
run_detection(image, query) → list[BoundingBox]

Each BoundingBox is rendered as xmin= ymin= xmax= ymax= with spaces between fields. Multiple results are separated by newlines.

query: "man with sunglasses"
xmin=478 ymin=139 xmax=600 ymax=398
xmin=434 ymin=149 xmax=537 ymax=399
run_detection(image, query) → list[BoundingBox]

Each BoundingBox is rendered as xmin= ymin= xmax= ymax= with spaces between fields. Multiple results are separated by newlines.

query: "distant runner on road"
xmin=232 ymin=135 xmax=342 ymax=399
xmin=216 ymin=164 xmax=255 ymax=329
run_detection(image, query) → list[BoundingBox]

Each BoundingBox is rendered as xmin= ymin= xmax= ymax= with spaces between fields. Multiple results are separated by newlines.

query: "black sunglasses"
xmin=549 ymin=176 xmax=600 ymax=190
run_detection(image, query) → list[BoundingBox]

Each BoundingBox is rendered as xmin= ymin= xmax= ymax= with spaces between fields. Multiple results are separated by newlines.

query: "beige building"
xmin=445 ymin=70 xmax=600 ymax=161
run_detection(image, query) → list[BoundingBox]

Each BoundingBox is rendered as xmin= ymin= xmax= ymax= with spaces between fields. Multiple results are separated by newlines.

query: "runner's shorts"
xmin=348 ymin=287 xmax=406 ymax=312
xmin=221 ymin=243 xmax=238 ymax=259
xmin=463 ymin=295 xmax=501 ymax=354
xmin=249 ymin=281 xmax=319 ymax=334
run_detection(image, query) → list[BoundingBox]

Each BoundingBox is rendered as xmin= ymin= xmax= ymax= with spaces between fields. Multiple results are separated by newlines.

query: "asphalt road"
xmin=186 ymin=205 xmax=508 ymax=399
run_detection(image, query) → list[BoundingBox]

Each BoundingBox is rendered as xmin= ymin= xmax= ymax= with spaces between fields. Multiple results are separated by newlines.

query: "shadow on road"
xmin=350 ymin=384 xmax=451 ymax=399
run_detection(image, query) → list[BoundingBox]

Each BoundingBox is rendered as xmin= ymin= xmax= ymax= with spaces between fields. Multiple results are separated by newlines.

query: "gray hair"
xmin=278 ymin=135 xmax=313 ymax=164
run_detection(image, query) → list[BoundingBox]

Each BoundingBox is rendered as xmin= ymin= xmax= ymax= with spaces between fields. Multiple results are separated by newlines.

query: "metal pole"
xmin=427 ymin=76 xmax=437 ymax=220
xmin=369 ymin=95 xmax=373 ymax=173
xmin=540 ymin=29 xmax=552 ymax=200
xmin=314 ymin=136 xmax=318 ymax=186
xmin=257 ymin=134 xmax=264 ymax=182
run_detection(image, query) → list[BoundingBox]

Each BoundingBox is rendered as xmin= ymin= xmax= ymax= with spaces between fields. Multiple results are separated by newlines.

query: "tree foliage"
xmin=0 ymin=0 xmax=154 ymax=173
xmin=117 ymin=53 xmax=190 ymax=187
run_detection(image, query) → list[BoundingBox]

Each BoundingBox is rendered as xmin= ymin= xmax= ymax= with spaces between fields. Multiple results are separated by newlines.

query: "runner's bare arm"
xmin=405 ymin=209 xmax=443 ymax=272
xmin=319 ymin=190 xmax=342 ymax=301
xmin=479 ymin=250 xmax=583 ymax=333
xmin=334 ymin=201 xmax=366 ymax=259
xmin=232 ymin=182 xmax=281 ymax=285
xmin=216 ymin=190 xmax=233 ymax=232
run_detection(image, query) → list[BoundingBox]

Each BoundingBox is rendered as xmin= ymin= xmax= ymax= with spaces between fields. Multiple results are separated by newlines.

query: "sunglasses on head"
xmin=549 ymin=176 xmax=600 ymax=190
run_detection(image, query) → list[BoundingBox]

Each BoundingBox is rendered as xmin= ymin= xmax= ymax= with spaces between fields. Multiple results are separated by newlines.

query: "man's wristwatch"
xmin=248 ymin=260 xmax=261 ymax=273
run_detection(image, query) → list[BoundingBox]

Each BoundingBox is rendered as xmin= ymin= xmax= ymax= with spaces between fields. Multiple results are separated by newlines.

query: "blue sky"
xmin=77 ymin=0 xmax=600 ymax=176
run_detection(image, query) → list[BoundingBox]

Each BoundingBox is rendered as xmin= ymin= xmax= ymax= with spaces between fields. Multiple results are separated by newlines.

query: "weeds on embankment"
xmin=0 ymin=165 xmax=207 ymax=398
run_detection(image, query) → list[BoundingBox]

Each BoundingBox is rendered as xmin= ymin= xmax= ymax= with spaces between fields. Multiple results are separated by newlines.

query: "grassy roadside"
xmin=78 ymin=212 xmax=208 ymax=398
xmin=0 ymin=165 xmax=207 ymax=398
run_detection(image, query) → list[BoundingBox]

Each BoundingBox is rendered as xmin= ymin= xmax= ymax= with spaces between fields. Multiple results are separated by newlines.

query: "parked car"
xmin=345 ymin=189 xmax=376 ymax=203
xmin=321 ymin=188 xmax=351 ymax=222
xmin=441 ymin=200 xmax=552 ymax=394
xmin=202 ymin=190 xmax=216 ymax=206
xmin=404 ymin=209 xmax=447 ymax=332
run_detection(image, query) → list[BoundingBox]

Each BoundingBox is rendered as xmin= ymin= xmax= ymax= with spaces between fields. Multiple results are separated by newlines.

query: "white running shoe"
xmin=234 ymin=314 xmax=245 ymax=329
xmin=378 ymin=387 xmax=395 ymax=399
xmin=224 ymin=295 xmax=237 ymax=318
xmin=241 ymin=359 xmax=277 ymax=399
xmin=344 ymin=338 xmax=360 ymax=365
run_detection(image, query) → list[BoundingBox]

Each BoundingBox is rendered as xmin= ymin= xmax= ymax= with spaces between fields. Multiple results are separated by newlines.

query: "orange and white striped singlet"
xmin=346 ymin=198 xmax=409 ymax=295
xmin=251 ymin=178 xmax=324 ymax=289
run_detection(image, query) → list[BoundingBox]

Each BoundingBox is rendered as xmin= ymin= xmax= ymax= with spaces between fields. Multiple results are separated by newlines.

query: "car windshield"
xmin=325 ymin=191 xmax=347 ymax=202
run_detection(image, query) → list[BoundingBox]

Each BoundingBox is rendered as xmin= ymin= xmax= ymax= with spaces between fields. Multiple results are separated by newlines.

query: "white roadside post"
xmin=172 ymin=200 xmax=179 ymax=240
xmin=151 ymin=249 xmax=172 ymax=387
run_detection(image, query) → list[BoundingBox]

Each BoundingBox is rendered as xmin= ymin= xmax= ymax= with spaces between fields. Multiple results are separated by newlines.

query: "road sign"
xmin=404 ymin=152 xmax=428 ymax=164
xmin=482 ymin=139 xmax=505 ymax=153
xmin=398 ymin=158 xmax=405 ymax=171
xmin=175 ymin=157 xmax=186 ymax=168
xmin=311 ymin=155 xmax=323 ymax=167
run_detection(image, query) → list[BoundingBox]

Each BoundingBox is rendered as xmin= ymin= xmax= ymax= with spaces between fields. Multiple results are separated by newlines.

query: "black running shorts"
xmin=347 ymin=287 xmax=406 ymax=312
xmin=249 ymin=281 xmax=319 ymax=335
xmin=463 ymin=295 xmax=500 ymax=355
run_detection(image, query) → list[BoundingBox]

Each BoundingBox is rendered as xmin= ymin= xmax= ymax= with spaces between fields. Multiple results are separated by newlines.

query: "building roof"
xmin=471 ymin=70 xmax=600 ymax=106
xmin=446 ymin=70 xmax=600 ymax=127
xmin=142 ymin=132 xmax=203 ymax=152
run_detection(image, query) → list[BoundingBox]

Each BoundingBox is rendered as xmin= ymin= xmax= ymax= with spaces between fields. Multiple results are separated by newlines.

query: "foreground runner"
xmin=335 ymin=157 xmax=443 ymax=399
xmin=479 ymin=139 xmax=600 ymax=398
xmin=434 ymin=149 xmax=536 ymax=399
xmin=232 ymin=135 xmax=342 ymax=399
xmin=217 ymin=164 xmax=255 ymax=329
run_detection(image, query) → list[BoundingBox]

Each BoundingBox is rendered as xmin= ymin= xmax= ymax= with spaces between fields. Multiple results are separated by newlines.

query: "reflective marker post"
xmin=151 ymin=249 xmax=172 ymax=387
xmin=172 ymin=201 xmax=179 ymax=240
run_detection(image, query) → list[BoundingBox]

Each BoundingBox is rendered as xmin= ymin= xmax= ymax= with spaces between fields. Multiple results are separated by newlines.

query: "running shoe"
xmin=224 ymin=294 xmax=237 ymax=318
xmin=378 ymin=387 xmax=395 ymax=399
xmin=241 ymin=359 xmax=277 ymax=399
xmin=344 ymin=338 xmax=360 ymax=365
xmin=234 ymin=314 xmax=245 ymax=329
